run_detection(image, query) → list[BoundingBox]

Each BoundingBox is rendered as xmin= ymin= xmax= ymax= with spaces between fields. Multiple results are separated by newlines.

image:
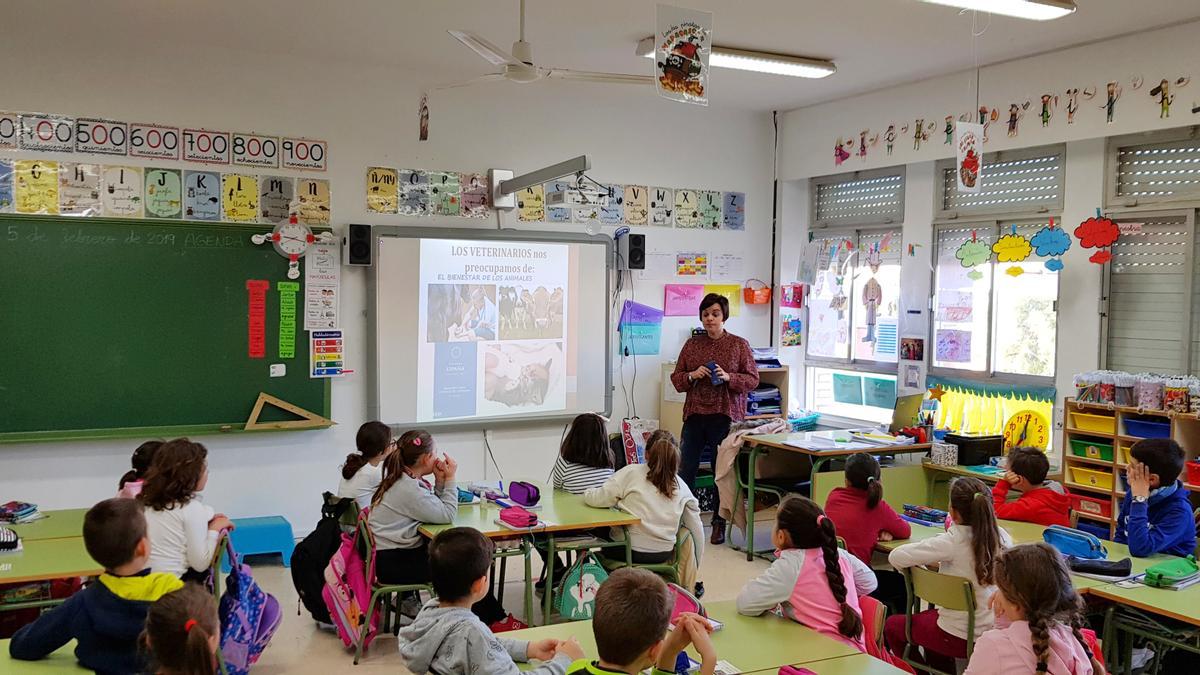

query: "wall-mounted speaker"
xmin=617 ymin=233 xmax=645 ymax=270
xmin=344 ymin=223 xmax=372 ymax=266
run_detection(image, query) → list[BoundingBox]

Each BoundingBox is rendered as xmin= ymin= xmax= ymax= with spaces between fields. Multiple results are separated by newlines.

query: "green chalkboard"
xmin=0 ymin=214 xmax=331 ymax=443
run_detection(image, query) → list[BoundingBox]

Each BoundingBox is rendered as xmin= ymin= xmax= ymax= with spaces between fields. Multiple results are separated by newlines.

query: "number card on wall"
xmin=282 ymin=137 xmax=327 ymax=171
xmin=129 ymin=123 xmax=181 ymax=160
xmin=182 ymin=128 xmax=231 ymax=164
xmin=232 ymin=132 xmax=280 ymax=168
xmin=74 ymin=118 xmax=128 ymax=156
xmin=0 ymin=112 xmax=18 ymax=150
xmin=20 ymin=114 xmax=75 ymax=153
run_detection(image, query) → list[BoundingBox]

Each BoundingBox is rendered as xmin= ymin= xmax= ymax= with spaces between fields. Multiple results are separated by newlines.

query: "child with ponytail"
xmin=964 ymin=543 xmax=1104 ymax=675
xmin=143 ymin=583 xmax=219 ymax=675
xmin=337 ymin=421 xmax=394 ymax=509
xmin=824 ymin=453 xmax=910 ymax=613
xmin=886 ymin=477 xmax=1013 ymax=673
xmin=736 ymin=496 xmax=878 ymax=651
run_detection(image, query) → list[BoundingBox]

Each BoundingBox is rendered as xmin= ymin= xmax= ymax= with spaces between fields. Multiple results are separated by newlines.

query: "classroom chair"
xmin=1102 ymin=605 xmax=1200 ymax=675
xmin=599 ymin=521 xmax=696 ymax=586
xmin=900 ymin=566 xmax=977 ymax=675
xmin=353 ymin=519 xmax=433 ymax=665
xmin=221 ymin=516 xmax=295 ymax=572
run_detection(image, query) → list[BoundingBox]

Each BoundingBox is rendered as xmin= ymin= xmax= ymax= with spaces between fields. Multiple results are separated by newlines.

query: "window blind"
xmin=1116 ymin=139 xmax=1200 ymax=202
xmin=814 ymin=173 xmax=904 ymax=225
xmin=1105 ymin=213 xmax=1191 ymax=374
xmin=941 ymin=152 xmax=1063 ymax=215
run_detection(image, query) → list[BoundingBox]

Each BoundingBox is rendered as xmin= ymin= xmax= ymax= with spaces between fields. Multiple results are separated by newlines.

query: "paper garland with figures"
xmin=955 ymin=231 xmax=991 ymax=281
xmin=1074 ymin=212 xmax=1120 ymax=264
xmin=992 ymin=225 xmax=1033 ymax=277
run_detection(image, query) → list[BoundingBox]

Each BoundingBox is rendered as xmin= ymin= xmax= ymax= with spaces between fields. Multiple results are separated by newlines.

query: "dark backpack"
xmin=290 ymin=492 xmax=354 ymax=623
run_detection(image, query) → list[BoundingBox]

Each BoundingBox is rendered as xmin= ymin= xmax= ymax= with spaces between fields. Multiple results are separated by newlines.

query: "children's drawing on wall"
xmin=418 ymin=93 xmax=430 ymax=142
xmin=834 ymin=137 xmax=851 ymax=165
xmin=861 ymin=247 xmax=883 ymax=343
xmin=935 ymin=329 xmax=971 ymax=364
xmin=1149 ymin=79 xmax=1173 ymax=118
xmin=1006 ymin=104 xmax=1023 ymax=137
xmin=943 ymin=116 xmax=954 ymax=144
xmin=857 ymin=130 xmax=869 ymax=160
xmin=1102 ymin=81 xmax=1122 ymax=124
xmin=884 ymin=124 xmax=896 ymax=155
xmin=1039 ymin=94 xmax=1056 ymax=127
xmin=781 ymin=314 xmax=802 ymax=347
xmin=1131 ymin=76 xmax=1144 ymax=91
xmin=1030 ymin=218 xmax=1071 ymax=272
xmin=912 ymin=119 xmax=931 ymax=150
xmin=1065 ymin=88 xmax=1080 ymax=124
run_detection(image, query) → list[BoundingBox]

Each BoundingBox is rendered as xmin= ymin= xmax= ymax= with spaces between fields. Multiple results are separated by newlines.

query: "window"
xmin=1102 ymin=211 xmax=1196 ymax=374
xmin=1108 ymin=130 xmax=1200 ymax=207
xmin=812 ymin=168 xmax=904 ymax=227
xmin=937 ymin=146 xmax=1064 ymax=219
xmin=805 ymin=366 xmax=897 ymax=425
xmin=932 ymin=220 xmax=1060 ymax=380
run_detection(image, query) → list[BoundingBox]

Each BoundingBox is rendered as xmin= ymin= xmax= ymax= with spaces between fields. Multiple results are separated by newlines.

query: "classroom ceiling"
xmin=14 ymin=0 xmax=1200 ymax=111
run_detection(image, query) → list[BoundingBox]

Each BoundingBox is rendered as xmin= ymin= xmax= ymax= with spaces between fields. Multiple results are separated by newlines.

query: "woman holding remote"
xmin=670 ymin=293 xmax=759 ymax=545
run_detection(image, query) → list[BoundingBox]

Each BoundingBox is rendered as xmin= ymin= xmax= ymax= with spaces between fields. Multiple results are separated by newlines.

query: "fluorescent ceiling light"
xmin=918 ymin=0 xmax=1076 ymax=21
xmin=635 ymin=37 xmax=835 ymax=79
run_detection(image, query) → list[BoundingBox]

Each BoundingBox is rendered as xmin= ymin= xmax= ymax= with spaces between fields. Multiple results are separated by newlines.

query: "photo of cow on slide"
xmin=498 ymin=285 xmax=564 ymax=340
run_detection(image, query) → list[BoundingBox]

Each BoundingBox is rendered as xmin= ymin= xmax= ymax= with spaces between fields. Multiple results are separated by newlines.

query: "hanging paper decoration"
xmin=1038 ymin=94 xmax=1057 ymax=127
xmin=418 ymin=93 xmax=430 ymax=141
xmin=955 ymin=122 xmax=984 ymax=194
xmin=884 ymin=124 xmax=897 ymax=155
xmin=993 ymin=227 xmax=1032 ymax=264
xmin=654 ymin=4 xmax=712 ymax=106
xmin=1005 ymin=104 xmax=1023 ymax=137
xmin=857 ymin=130 xmax=870 ymax=160
xmin=1030 ymin=217 xmax=1071 ymax=272
xmin=943 ymin=116 xmax=954 ymax=145
xmin=1102 ymin=81 xmax=1122 ymax=123
xmin=1065 ymin=88 xmax=1080 ymax=124
xmin=1074 ymin=211 xmax=1120 ymax=265
xmin=1149 ymin=79 xmax=1175 ymax=118
xmin=912 ymin=118 xmax=930 ymax=150
xmin=834 ymin=137 xmax=851 ymax=165
xmin=956 ymin=231 xmax=991 ymax=281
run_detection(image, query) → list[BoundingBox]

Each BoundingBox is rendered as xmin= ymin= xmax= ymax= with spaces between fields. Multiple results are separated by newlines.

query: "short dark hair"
xmin=84 ymin=498 xmax=147 ymax=570
xmin=1130 ymin=438 xmax=1185 ymax=484
xmin=1007 ymin=446 xmax=1050 ymax=485
xmin=592 ymin=568 xmax=672 ymax=667
xmin=698 ymin=293 xmax=729 ymax=321
xmin=428 ymin=527 xmax=494 ymax=601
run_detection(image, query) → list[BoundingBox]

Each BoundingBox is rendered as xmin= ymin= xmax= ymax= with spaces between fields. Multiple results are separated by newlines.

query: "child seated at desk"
xmin=963 ymin=543 xmax=1103 ymax=675
xmin=140 ymin=440 xmax=232 ymax=580
xmin=736 ymin=495 xmax=877 ymax=652
xmin=337 ymin=421 xmax=394 ymax=510
xmin=398 ymin=527 xmax=585 ymax=674
xmin=1116 ymin=438 xmax=1197 ymax=557
xmin=142 ymin=583 xmax=220 ymax=675
xmin=9 ymin=498 xmax=184 ymax=673
xmin=992 ymin=446 xmax=1071 ymax=528
xmin=117 ymin=440 xmax=162 ymax=499
xmin=565 ymin=567 xmax=719 ymax=675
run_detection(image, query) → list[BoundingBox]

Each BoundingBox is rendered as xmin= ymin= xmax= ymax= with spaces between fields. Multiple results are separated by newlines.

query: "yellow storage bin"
xmin=1119 ymin=445 xmax=1133 ymax=465
xmin=1070 ymin=466 xmax=1114 ymax=491
xmin=1070 ymin=412 xmax=1116 ymax=434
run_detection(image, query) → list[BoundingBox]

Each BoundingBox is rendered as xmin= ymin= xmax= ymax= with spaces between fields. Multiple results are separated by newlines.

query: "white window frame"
xmin=929 ymin=218 xmax=1062 ymax=388
xmin=1105 ymin=127 xmax=1200 ymax=210
xmin=811 ymin=166 xmax=905 ymax=228
xmin=936 ymin=145 xmax=1066 ymax=221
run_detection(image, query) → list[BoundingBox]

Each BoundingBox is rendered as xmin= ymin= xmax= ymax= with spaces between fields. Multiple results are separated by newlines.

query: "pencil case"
xmin=1066 ymin=556 xmax=1131 ymax=577
xmin=509 ymin=481 xmax=541 ymax=507
xmin=499 ymin=506 xmax=538 ymax=528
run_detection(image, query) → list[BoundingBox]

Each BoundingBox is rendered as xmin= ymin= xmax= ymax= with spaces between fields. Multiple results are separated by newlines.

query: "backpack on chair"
xmin=556 ymin=551 xmax=609 ymax=621
xmin=322 ymin=511 xmax=379 ymax=650
xmin=219 ymin=538 xmax=283 ymax=675
xmin=290 ymin=492 xmax=355 ymax=624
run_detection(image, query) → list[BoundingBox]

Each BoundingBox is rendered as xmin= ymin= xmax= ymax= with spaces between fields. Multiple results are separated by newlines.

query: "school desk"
xmin=740 ymin=433 xmax=932 ymax=561
xmin=419 ymin=486 xmax=640 ymax=625
xmin=9 ymin=509 xmax=88 ymax=542
xmin=921 ymin=460 xmax=1066 ymax=503
xmin=792 ymin=652 xmax=913 ymax=674
xmin=0 ymin=639 xmax=83 ymax=673
xmin=507 ymin=599 xmax=862 ymax=672
xmin=0 ymin=538 xmax=101 ymax=587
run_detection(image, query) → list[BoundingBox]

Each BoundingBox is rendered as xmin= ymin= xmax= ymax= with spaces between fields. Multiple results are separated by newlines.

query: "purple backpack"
xmin=218 ymin=538 xmax=282 ymax=675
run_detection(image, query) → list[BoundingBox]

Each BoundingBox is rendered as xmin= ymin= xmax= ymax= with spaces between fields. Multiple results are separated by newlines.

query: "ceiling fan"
xmin=441 ymin=0 xmax=653 ymax=90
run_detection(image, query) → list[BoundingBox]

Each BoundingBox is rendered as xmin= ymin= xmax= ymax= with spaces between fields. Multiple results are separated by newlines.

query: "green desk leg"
xmin=744 ymin=445 xmax=760 ymax=562
xmin=542 ymin=532 xmax=556 ymax=625
xmin=624 ymin=525 xmax=632 ymax=566
xmin=522 ymin=538 xmax=533 ymax=628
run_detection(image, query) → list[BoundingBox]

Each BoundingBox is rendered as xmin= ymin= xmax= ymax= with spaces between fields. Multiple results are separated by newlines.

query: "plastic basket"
xmin=742 ymin=279 xmax=772 ymax=305
xmin=1069 ymin=438 xmax=1114 ymax=462
xmin=1123 ymin=417 xmax=1171 ymax=439
xmin=1070 ymin=412 xmax=1116 ymax=435
xmin=788 ymin=411 xmax=820 ymax=432
xmin=1186 ymin=461 xmax=1200 ymax=487
xmin=1069 ymin=466 xmax=1114 ymax=491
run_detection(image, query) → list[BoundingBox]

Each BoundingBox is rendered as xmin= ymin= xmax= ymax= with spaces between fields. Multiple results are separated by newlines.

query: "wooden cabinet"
xmin=658 ymin=363 xmax=790 ymax=439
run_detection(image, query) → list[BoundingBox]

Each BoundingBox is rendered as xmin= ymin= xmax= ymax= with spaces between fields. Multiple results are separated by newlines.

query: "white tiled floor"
xmin=250 ymin=520 xmax=772 ymax=674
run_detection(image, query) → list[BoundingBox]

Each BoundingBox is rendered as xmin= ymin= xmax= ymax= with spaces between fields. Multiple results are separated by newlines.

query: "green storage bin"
xmin=1070 ymin=437 xmax=1114 ymax=462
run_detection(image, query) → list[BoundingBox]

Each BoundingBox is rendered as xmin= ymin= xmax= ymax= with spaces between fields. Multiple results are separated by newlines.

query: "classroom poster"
xmin=573 ymin=201 xmax=601 ymax=224
xmin=460 ymin=172 xmax=489 ymax=218
xmin=649 ymin=187 xmax=674 ymax=226
xmin=935 ymin=329 xmax=971 ymax=363
xmin=664 ymin=284 xmax=704 ymax=316
xmin=698 ymin=190 xmax=721 ymax=229
xmin=310 ymin=330 xmax=347 ymax=377
xmin=710 ymin=253 xmax=743 ymax=281
xmin=277 ymin=281 xmax=300 ymax=359
xmin=781 ymin=313 xmax=802 ymax=347
xmin=101 ymin=166 xmax=143 ymax=218
xmin=184 ymin=171 xmax=221 ymax=221
xmin=518 ymin=185 xmax=545 ymax=222
xmin=398 ymin=169 xmax=430 ymax=216
xmin=955 ymin=122 xmax=984 ymax=194
xmin=294 ymin=178 xmax=331 ymax=225
xmin=722 ymin=191 xmax=745 ymax=230
xmin=0 ymin=160 xmax=12 ymax=211
xmin=623 ymin=185 xmax=648 ymax=225
xmin=14 ymin=159 xmax=59 ymax=214
xmin=599 ymin=184 xmax=623 ymax=224
xmin=704 ymin=284 xmax=741 ymax=316
xmin=258 ymin=175 xmax=293 ymax=224
xmin=221 ymin=173 xmax=258 ymax=222
xmin=676 ymin=251 xmax=708 ymax=277
xmin=246 ymin=280 xmax=269 ymax=359
xmin=58 ymin=162 xmax=101 ymax=216
xmin=543 ymin=181 xmax=572 ymax=222
xmin=429 ymin=171 xmax=461 ymax=216
xmin=674 ymin=189 xmax=700 ymax=227
xmin=366 ymin=167 xmax=398 ymax=213
xmin=144 ymin=168 xmax=182 ymax=219
xmin=304 ymin=240 xmax=340 ymax=330
xmin=654 ymin=4 xmax=712 ymax=106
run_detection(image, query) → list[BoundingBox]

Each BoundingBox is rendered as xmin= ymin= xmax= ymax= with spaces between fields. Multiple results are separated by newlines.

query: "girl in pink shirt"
xmin=736 ymin=496 xmax=877 ymax=651
xmin=964 ymin=542 xmax=1104 ymax=675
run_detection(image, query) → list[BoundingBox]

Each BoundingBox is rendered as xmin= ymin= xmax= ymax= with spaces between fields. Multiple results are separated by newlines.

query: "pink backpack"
xmin=321 ymin=515 xmax=379 ymax=650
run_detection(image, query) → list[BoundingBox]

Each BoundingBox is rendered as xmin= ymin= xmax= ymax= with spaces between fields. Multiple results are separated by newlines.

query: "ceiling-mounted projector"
xmin=546 ymin=186 xmax=609 ymax=208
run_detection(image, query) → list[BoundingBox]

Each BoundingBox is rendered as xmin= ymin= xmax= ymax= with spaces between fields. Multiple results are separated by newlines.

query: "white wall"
xmin=0 ymin=43 xmax=774 ymax=533
xmin=776 ymin=21 xmax=1196 ymax=431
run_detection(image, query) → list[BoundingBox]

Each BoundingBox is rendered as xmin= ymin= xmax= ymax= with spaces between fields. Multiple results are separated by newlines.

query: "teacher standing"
xmin=670 ymin=293 xmax=759 ymax=546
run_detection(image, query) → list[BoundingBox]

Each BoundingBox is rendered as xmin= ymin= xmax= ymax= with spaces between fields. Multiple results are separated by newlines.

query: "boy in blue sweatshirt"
xmin=9 ymin=498 xmax=183 ymax=674
xmin=1115 ymin=438 xmax=1197 ymax=558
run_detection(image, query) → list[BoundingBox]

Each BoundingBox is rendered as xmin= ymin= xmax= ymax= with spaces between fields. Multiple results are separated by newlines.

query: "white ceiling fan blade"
xmin=429 ymin=73 xmax=506 ymax=92
xmin=546 ymin=69 xmax=654 ymax=86
xmin=448 ymin=30 xmax=522 ymax=67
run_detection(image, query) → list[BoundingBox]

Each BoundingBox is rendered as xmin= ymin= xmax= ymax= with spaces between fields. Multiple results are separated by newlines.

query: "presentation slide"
xmin=374 ymin=234 xmax=610 ymax=427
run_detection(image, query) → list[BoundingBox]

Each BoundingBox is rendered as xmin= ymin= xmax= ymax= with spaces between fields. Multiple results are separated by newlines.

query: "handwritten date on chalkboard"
xmin=2 ymin=223 xmax=245 ymax=249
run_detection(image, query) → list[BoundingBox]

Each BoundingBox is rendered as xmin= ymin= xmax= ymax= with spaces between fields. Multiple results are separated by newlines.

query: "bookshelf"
xmin=658 ymin=363 xmax=789 ymax=439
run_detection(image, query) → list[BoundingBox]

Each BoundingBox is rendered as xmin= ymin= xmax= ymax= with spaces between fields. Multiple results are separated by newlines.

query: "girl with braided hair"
xmin=964 ymin=542 xmax=1104 ymax=675
xmin=885 ymin=477 xmax=1013 ymax=672
xmin=735 ymin=496 xmax=878 ymax=651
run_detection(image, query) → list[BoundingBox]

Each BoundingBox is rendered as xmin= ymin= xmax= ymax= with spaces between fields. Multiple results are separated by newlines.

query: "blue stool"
xmin=221 ymin=516 xmax=295 ymax=572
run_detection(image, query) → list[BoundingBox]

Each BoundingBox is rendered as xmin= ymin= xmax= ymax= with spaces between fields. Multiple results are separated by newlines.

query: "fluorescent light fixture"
xmin=918 ymin=0 xmax=1076 ymax=21
xmin=635 ymin=37 xmax=835 ymax=79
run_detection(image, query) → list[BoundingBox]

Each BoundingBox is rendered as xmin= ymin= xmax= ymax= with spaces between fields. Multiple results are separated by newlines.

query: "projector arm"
xmin=490 ymin=155 xmax=592 ymax=210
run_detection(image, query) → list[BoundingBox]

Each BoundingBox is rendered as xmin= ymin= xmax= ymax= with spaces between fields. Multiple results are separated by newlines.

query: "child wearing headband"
xmin=736 ymin=496 xmax=878 ymax=651
xmin=885 ymin=477 xmax=1012 ymax=673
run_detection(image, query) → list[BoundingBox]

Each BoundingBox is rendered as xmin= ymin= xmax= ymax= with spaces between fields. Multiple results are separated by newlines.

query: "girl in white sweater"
xmin=884 ymin=477 xmax=1012 ymax=673
xmin=337 ymin=421 xmax=395 ymax=509
xmin=584 ymin=430 xmax=705 ymax=566
xmin=140 ymin=439 xmax=232 ymax=579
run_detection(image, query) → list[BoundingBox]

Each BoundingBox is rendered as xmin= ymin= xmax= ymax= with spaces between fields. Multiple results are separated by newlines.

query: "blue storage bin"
xmin=1124 ymin=417 xmax=1171 ymax=439
xmin=1077 ymin=521 xmax=1111 ymax=541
